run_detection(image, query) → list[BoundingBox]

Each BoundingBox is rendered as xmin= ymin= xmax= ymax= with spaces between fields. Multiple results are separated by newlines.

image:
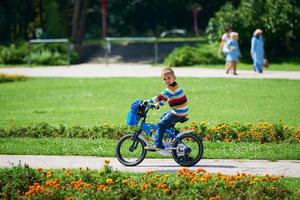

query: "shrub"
xmin=0 ymin=163 xmax=40 ymax=200
xmin=0 ymin=43 xmax=79 ymax=65
xmin=0 ymin=43 xmax=28 ymax=64
xmin=163 ymin=43 xmax=224 ymax=67
xmin=0 ymin=164 xmax=295 ymax=199
xmin=0 ymin=73 xmax=27 ymax=83
xmin=0 ymin=121 xmax=299 ymax=144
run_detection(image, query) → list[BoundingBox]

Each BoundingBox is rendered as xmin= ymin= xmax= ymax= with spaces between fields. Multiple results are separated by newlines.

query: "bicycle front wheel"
xmin=172 ymin=133 xmax=204 ymax=167
xmin=115 ymin=134 xmax=147 ymax=166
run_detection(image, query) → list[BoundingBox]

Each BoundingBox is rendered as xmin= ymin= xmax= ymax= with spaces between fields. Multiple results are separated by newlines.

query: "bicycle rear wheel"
xmin=116 ymin=134 xmax=147 ymax=166
xmin=172 ymin=133 xmax=203 ymax=167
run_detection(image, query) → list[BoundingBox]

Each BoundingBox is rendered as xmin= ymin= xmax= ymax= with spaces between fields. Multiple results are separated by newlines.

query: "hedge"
xmin=1 ymin=121 xmax=299 ymax=144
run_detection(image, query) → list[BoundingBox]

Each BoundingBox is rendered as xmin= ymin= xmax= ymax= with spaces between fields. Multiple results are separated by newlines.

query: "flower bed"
xmin=0 ymin=73 xmax=27 ymax=83
xmin=0 ymin=121 xmax=299 ymax=143
xmin=0 ymin=162 xmax=295 ymax=199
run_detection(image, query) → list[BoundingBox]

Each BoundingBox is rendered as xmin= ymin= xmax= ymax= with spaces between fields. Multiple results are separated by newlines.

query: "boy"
xmin=145 ymin=68 xmax=188 ymax=150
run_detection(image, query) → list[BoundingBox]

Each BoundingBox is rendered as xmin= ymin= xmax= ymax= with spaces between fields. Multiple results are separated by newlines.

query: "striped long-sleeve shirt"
xmin=150 ymin=82 xmax=188 ymax=116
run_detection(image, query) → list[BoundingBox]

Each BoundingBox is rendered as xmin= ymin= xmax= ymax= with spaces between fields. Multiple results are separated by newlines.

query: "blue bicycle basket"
xmin=127 ymin=99 xmax=142 ymax=126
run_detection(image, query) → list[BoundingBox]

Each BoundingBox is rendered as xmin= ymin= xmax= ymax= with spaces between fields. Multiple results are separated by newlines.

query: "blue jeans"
xmin=154 ymin=112 xmax=183 ymax=147
xmin=254 ymin=62 xmax=263 ymax=73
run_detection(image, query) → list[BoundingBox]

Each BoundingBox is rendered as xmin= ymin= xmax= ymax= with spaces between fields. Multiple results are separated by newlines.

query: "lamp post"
xmin=102 ymin=0 xmax=107 ymax=38
xmin=192 ymin=4 xmax=202 ymax=36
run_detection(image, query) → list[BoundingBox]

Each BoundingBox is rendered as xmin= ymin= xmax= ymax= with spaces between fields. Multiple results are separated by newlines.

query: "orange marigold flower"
xmin=85 ymin=183 xmax=91 ymax=188
xmin=196 ymin=168 xmax=207 ymax=173
xmin=146 ymin=170 xmax=154 ymax=175
xmin=130 ymin=180 xmax=137 ymax=187
xmin=200 ymin=173 xmax=212 ymax=182
xmin=224 ymin=138 xmax=231 ymax=143
xmin=163 ymin=189 xmax=170 ymax=193
xmin=216 ymin=172 xmax=222 ymax=176
xmin=65 ymin=196 xmax=74 ymax=200
xmin=140 ymin=184 xmax=149 ymax=191
xmin=209 ymin=195 xmax=221 ymax=200
xmin=97 ymin=184 xmax=108 ymax=191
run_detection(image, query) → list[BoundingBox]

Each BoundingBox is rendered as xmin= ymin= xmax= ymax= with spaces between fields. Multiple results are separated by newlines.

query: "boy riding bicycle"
xmin=145 ymin=67 xmax=188 ymax=151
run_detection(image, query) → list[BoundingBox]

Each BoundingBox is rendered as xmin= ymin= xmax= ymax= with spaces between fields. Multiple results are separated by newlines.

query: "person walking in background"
xmin=224 ymin=32 xmax=241 ymax=75
xmin=219 ymin=27 xmax=232 ymax=70
xmin=251 ymin=29 xmax=265 ymax=73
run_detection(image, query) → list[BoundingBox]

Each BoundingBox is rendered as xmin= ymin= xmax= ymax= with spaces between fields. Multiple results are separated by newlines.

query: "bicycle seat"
xmin=174 ymin=117 xmax=189 ymax=124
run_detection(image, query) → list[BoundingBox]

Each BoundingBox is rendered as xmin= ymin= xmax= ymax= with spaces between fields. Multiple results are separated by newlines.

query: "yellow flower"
xmin=104 ymin=160 xmax=111 ymax=164
xmin=46 ymin=171 xmax=53 ymax=178
xmin=122 ymin=179 xmax=128 ymax=185
xmin=106 ymin=178 xmax=113 ymax=185
xmin=36 ymin=167 xmax=43 ymax=172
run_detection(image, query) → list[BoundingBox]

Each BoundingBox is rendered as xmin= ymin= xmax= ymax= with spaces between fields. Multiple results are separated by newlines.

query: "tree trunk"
xmin=71 ymin=0 xmax=88 ymax=44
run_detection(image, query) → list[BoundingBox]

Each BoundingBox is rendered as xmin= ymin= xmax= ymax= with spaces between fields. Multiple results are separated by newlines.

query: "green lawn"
xmin=0 ymin=78 xmax=299 ymax=127
xmin=1 ymin=137 xmax=299 ymax=160
xmin=193 ymin=62 xmax=300 ymax=71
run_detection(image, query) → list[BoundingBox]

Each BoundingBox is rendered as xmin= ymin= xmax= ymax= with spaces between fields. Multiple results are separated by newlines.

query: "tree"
xmin=44 ymin=0 xmax=66 ymax=38
xmin=206 ymin=0 xmax=300 ymax=60
xmin=71 ymin=0 xmax=88 ymax=44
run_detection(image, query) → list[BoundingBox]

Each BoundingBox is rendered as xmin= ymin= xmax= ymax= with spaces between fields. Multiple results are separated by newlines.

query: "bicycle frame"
xmin=132 ymin=107 xmax=193 ymax=146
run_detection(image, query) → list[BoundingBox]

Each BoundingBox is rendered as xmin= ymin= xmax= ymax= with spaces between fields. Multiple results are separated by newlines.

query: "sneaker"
xmin=145 ymin=145 xmax=164 ymax=151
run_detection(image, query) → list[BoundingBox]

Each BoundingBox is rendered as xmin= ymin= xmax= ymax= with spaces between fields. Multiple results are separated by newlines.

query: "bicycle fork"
xmin=129 ymin=129 xmax=142 ymax=152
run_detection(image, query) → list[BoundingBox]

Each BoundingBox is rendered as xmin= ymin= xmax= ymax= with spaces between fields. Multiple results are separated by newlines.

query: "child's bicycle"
xmin=116 ymin=100 xmax=204 ymax=167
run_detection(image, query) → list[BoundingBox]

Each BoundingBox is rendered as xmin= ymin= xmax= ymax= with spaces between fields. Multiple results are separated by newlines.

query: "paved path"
xmin=1 ymin=63 xmax=300 ymax=79
xmin=1 ymin=155 xmax=299 ymax=177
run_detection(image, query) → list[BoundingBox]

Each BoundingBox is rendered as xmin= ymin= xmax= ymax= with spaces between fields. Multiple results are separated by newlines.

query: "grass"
xmin=193 ymin=62 xmax=300 ymax=71
xmin=0 ymin=78 xmax=300 ymax=127
xmin=1 ymin=137 xmax=299 ymax=160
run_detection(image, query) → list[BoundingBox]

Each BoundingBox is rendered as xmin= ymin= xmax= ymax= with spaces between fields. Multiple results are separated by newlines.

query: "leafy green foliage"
xmin=0 ymin=43 xmax=79 ymax=65
xmin=44 ymin=0 xmax=66 ymax=38
xmin=206 ymin=0 xmax=300 ymax=60
xmin=1 ymin=121 xmax=299 ymax=144
xmin=0 ymin=166 xmax=298 ymax=199
xmin=0 ymin=44 xmax=28 ymax=64
xmin=0 ymin=163 xmax=40 ymax=200
xmin=164 ymin=43 xmax=223 ymax=67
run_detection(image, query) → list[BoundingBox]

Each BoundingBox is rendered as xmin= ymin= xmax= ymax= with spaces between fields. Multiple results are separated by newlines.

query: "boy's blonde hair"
xmin=230 ymin=32 xmax=239 ymax=39
xmin=161 ymin=67 xmax=175 ymax=77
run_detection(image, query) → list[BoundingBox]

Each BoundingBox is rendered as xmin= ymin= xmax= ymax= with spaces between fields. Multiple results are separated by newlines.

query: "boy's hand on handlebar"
xmin=142 ymin=100 xmax=149 ymax=106
xmin=153 ymin=104 xmax=160 ymax=110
